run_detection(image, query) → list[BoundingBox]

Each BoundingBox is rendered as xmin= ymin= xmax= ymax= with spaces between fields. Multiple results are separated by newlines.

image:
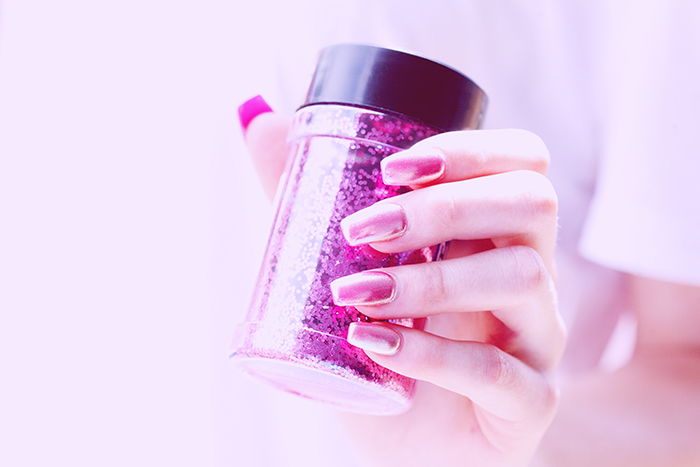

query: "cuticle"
xmin=385 ymin=270 xmax=400 ymax=303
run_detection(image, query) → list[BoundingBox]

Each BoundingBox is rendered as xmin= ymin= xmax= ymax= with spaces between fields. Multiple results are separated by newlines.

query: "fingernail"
xmin=340 ymin=203 xmax=407 ymax=246
xmin=381 ymin=150 xmax=446 ymax=185
xmin=347 ymin=322 xmax=401 ymax=355
xmin=330 ymin=270 xmax=396 ymax=306
xmin=237 ymin=95 xmax=273 ymax=134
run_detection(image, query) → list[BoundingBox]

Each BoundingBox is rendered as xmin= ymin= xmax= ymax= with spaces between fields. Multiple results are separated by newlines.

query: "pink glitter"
xmin=231 ymin=105 xmax=445 ymax=415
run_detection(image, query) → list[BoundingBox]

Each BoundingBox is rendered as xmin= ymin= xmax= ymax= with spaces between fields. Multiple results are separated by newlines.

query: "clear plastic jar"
xmin=231 ymin=44 xmax=486 ymax=415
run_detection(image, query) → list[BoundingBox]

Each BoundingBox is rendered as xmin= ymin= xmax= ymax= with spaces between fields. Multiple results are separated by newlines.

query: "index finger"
xmin=380 ymin=128 xmax=550 ymax=187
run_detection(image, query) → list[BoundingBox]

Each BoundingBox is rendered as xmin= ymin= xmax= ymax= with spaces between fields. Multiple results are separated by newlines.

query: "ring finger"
xmin=331 ymin=246 xmax=565 ymax=371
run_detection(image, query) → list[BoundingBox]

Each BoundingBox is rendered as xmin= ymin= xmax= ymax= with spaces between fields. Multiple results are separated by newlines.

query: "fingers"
xmin=238 ymin=96 xmax=290 ymax=200
xmin=340 ymin=170 xmax=559 ymax=270
xmin=346 ymin=322 xmax=559 ymax=422
xmin=341 ymin=129 xmax=561 ymax=420
xmin=380 ymin=129 xmax=550 ymax=187
xmin=333 ymin=246 xmax=566 ymax=371
xmin=245 ymin=112 xmax=290 ymax=200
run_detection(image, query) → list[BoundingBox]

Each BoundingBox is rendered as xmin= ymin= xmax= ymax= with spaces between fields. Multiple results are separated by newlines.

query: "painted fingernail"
xmin=347 ymin=322 xmax=401 ymax=355
xmin=330 ymin=270 xmax=396 ymax=306
xmin=237 ymin=95 xmax=273 ymax=134
xmin=340 ymin=203 xmax=407 ymax=246
xmin=381 ymin=150 xmax=446 ymax=185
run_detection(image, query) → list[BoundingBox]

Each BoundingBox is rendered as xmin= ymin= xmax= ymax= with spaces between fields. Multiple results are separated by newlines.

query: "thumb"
xmin=238 ymin=95 xmax=291 ymax=201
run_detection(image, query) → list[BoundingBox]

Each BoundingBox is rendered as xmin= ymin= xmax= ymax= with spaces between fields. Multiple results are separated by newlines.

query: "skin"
xmin=243 ymin=112 xmax=700 ymax=466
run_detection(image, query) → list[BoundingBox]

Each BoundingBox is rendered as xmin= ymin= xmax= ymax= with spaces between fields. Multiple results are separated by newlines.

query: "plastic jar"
xmin=231 ymin=44 xmax=486 ymax=415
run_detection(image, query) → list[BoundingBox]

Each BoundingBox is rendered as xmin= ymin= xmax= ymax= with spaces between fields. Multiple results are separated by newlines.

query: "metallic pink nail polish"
xmin=237 ymin=95 xmax=273 ymax=134
xmin=347 ymin=322 xmax=402 ymax=355
xmin=340 ymin=203 xmax=407 ymax=246
xmin=330 ymin=270 xmax=396 ymax=306
xmin=381 ymin=151 xmax=446 ymax=185
xmin=230 ymin=44 xmax=487 ymax=416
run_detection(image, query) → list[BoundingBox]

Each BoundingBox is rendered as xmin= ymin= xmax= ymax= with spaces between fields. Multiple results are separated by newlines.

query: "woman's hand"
xmin=240 ymin=97 xmax=566 ymax=467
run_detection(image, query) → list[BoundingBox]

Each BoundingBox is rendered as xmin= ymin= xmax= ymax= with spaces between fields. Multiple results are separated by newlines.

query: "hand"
xmin=240 ymin=98 xmax=565 ymax=467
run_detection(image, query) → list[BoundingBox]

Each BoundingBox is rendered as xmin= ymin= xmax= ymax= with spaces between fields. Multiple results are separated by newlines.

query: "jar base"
xmin=231 ymin=354 xmax=412 ymax=416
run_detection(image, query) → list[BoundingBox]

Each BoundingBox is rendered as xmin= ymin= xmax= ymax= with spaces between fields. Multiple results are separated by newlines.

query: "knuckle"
xmin=478 ymin=345 xmax=515 ymax=388
xmin=419 ymin=337 xmax=449 ymax=376
xmin=541 ymin=381 xmax=561 ymax=417
xmin=507 ymin=245 xmax=550 ymax=294
xmin=514 ymin=170 xmax=559 ymax=218
xmin=551 ymin=317 xmax=568 ymax=365
xmin=468 ymin=142 xmax=490 ymax=174
xmin=508 ymin=129 xmax=551 ymax=172
xmin=423 ymin=262 xmax=451 ymax=307
xmin=431 ymin=186 xmax=460 ymax=231
xmin=555 ymin=314 xmax=568 ymax=344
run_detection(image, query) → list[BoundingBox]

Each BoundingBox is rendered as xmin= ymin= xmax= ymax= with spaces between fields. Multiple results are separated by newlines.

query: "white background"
xmin=0 ymin=1 xmax=331 ymax=465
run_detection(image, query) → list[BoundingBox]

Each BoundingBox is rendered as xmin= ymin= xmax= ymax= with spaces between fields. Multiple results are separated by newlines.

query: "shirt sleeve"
xmin=579 ymin=3 xmax=700 ymax=285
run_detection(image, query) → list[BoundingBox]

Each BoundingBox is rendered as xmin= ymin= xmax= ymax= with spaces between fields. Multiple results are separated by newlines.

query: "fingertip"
xmin=242 ymin=108 xmax=291 ymax=200
xmin=245 ymin=111 xmax=290 ymax=149
xmin=237 ymin=95 xmax=273 ymax=135
xmin=346 ymin=322 xmax=402 ymax=356
xmin=380 ymin=149 xmax=446 ymax=186
xmin=338 ymin=203 xmax=408 ymax=247
xmin=329 ymin=270 xmax=397 ymax=307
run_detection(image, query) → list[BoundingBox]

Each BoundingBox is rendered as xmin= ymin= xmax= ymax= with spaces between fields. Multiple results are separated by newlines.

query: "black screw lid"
xmin=301 ymin=44 xmax=487 ymax=132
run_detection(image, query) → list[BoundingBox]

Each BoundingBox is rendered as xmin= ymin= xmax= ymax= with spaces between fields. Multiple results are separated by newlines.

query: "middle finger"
xmin=340 ymin=169 xmax=558 ymax=270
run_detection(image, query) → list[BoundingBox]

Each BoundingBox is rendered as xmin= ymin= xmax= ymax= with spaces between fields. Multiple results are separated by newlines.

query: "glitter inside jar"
xmin=230 ymin=44 xmax=486 ymax=415
xmin=231 ymin=105 xmax=444 ymax=415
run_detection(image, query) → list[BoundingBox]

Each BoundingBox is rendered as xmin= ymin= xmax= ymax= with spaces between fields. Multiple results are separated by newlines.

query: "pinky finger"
xmin=347 ymin=322 xmax=558 ymax=423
